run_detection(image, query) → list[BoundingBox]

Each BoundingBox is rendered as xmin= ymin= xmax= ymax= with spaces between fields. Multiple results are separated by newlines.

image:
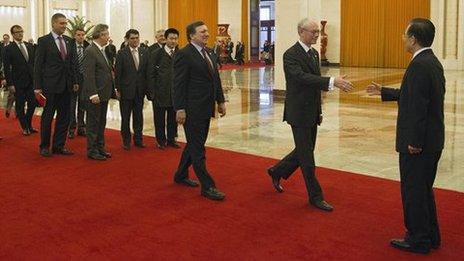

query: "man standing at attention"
xmin=367 ymin=18 xmax=445 ymax=254
xmin=172 ymin=21 xmax=227 ymax=201
xmin=267 ymin=18 xmax=353 ymax=211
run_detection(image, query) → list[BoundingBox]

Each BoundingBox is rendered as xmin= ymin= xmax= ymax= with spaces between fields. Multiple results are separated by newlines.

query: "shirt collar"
xmin=191 ymin=41 xmax=205 ymax=53
xmin=76 ymin=41 xmax=84 ymax=47
xmin=164 ymin=45 xmax=174 ymax=54
xmin=412 ymin=47 xmax=432 ymax=59
xmin=14 ymin=40 xmax=23 ymax=45
xmin=51 ymin=31 xmax=62 ymax=39
xmin=93 ymin=41 xmax=105 ymax=51
xmin=298 ymin=40 xmax=312 ymax=53
xmin=130 ymin=46 xmax=139 ymax=52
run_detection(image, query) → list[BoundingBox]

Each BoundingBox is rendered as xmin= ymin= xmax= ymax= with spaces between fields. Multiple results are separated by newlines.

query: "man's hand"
xmin=408 ymin=145 xmax=422 ymax=155
xmin=34 ymin=89 xmax=42 ymax=95
xmin=1 ymin=79 xmax=6 ymax=87
xmin=91 ymin=95 xmax=100 ymax=104
xmin=334 ymin=75 xmax=354 ymax=92
xmin=176 ymin=110 xmax=186 ymax=125
xmin=8 ymin=86 xmax=15 ymax=94
xmin=73 ymin=84 xmax=79 ymax=92
xmin=366 ymin=81 xmax=382 ymax=96
xmin=218 ymin=103 xmax=226 ymax=117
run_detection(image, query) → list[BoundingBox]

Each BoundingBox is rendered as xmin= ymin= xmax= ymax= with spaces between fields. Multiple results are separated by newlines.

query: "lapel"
xmin=12 ymin=41 xmax=28 ymax=63
xmin=92 ymin=44 xmax=112 ymax=72
xmin=125 ymin=47 xmax=138 ymax=72
xmin=188 ymin=44 xmax=213 ymax=78
xmin=48 ymin=33 xmax=70 ymax=61
xmin=294 ymin=42 xmax=317 ymax=74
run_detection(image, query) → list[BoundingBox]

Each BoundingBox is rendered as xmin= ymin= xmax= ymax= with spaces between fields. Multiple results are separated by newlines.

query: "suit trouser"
xmin=85 ymin=101 xmax=108 ymax=155
xmin=153 ymin=104 xmax=177 ymax=145
xmin=174 ymin=118 xmax=216 ymax=190
xmin=40 ymin=91 xmax=71 ymax=150
xmin=399 ymin=152 xmax=442 ymax=247
xmin=15 ymin=88 xmax=36 ymax=130
xmin=119 ymin=97 xmax=144 ymax=145
xmin=69 ymin=90 xmax=86 ymax=134
xmin=6 ymin=89 xmax=15 ymax=111
xmin=271 ymin=124 xmax=323 ymax=201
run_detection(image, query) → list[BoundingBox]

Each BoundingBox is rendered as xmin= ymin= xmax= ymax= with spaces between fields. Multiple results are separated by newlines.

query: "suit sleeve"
xmin=33 ymin=38 xmax=46 ymax=90
xmin=83 ymin=49 xmax=97 ymax=98
xmin=146 ymin=50 xmax=160 ymax=101
xmin=381 ymin=87 xmax=400 ymax=101
xmin=283 ymin=50 xmax=330 ymax=91
xmin=215 ymin=68 xmax=225 ymax=104
xmin=69 ymin=43 xmax=78 ymax=85
xmin=114 ymin=50 xmax=123 ymax=92
xmin=172 ymin=50 xmax=189 ymax=111
xmin=406 ymin=63 xmax=431 ymax=148
xmin=3 ymin=47 xmax=13 ymax=86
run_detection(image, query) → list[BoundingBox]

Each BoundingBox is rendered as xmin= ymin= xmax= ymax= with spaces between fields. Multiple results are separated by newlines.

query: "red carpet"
xmin=0 ymin=115 xmax=463 ymax=260
xmin=219 ymin=62 xmax=272 ymax=70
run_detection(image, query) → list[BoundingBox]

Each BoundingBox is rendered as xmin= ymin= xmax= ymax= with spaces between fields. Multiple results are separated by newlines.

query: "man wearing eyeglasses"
xmin=3 ymin=25 xmax=37 ymax=135
xmin=267 ymin=18 xmax=353 ymax=211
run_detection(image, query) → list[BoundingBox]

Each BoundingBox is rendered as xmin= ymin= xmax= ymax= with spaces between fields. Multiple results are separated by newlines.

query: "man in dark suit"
xmin=81 ymin=24 xmax=114 ymax=161
xmin=3 ymin=25 xmax=37 ymax=135
xmin=367 ymin=18 xmax=445 ymax=254
xmin=267 ymin=18 xmax=353 ymax=211
xmin=147 ymin=28 xmax=180 ymax=150
xmin=148 ymin=29 xmax=165 ymax=54
xmin=34 ymin=13 xmax=78 ymax=157
xmin=68 ymin=28 xmax=90 ymax=139
xmin=235 ymin=41 xmax=244 ymax=65
xmin=105 ymin=38 xmax=116 ymax=67
xmin=1 ymin=33 xmax=15 ymax=118
xmin=172 ymin=21 xmax=227 ymax=201
xmin=115 ymin=29 xmax=148 ymax=150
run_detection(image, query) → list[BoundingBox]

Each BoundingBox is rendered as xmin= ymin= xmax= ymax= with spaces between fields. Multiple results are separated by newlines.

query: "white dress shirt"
xmin=51 ymin=31 xmax=67 ymax=54
xmin=412 ymin=47 xmax=432 ymax=60
xmin=297 ymin=40 xmax=335 ymax=91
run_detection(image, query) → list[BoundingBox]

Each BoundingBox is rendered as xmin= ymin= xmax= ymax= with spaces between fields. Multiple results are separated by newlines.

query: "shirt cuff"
xmin=328 ymin=77 xmax=335 ymax=91
xmin=89 ymin=94 xmax=99 ymax=100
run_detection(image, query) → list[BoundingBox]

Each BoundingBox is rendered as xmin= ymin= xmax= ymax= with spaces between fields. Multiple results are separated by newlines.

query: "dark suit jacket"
xmin=82 ymin=43 xmax=114 ymax=102
xmin=105 ymin=43 xmax=116 ymax=66
xmin=173 ymin=43 xmax=225 ymax=120
xmin=69 ymin=39 xmax=90 ymax=84
xmin=148 ymin=43 xmax=162 ymax=54
xmin=147 ymin=46 xmax=178 ymax=107
xmin=381 ymin=49 xmax=445 ymax=153
xmin=114 ymin=46 xmax=148 ymax=100
xmin=283 ymin=42 xmax=330 ymax=127
xmin=3 ymin=41 xmax=34 ymax=90
xmin=33 ymin=33 xmax=77 ymax=93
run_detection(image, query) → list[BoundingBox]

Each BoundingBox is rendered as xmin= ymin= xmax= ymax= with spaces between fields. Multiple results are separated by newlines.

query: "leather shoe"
xmin=390 ymin=239 xmax=430 ymax=254
xmin=201 ymin=187 xmax=225 ymax=201
xmin=309 ymin=200 xmax=334 ymax=212
xmin=267 ymin=167 xmax=283 ymax=193
xmin=77 ymin=129 xmax=86 ymax=136
xmin=175 ymin=178 xmax=199 ymax=187
xmin=68 ymin=132 xmax=75 ymax=139
xmin=99 ymin=151 xmax=112 ymax=158
xmin=123 ymin=144 xmax=131 ymax=150
xmin=5 ymin=110 xmax=10 ymax=118
xmin=135 ymin=143 xmax=146 ymax=148
xmin=52 ymin=147 xmax=74 ymax=155
xmin=167 ymin=142 xmax=181 ymax=149
xmin=157 ymin=143 xmax=166 ymax=150
xmin=22 ymin=129 xmax=31 ymax=136
xmin=40 ymin=148 xmax=51 ymax=157
xmin=29 ymin=128 xmax=38 ymax=134
xmin=88 ymin=153 xmax=107 ymax=161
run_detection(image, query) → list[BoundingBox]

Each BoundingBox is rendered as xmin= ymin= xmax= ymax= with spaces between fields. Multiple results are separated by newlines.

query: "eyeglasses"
xmin=302 ymin=28 xmax=320 ymax=34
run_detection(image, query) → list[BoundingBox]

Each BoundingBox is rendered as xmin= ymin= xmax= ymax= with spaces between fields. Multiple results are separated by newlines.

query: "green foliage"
xmin=66 ymin=15 xmax=94 ymax=40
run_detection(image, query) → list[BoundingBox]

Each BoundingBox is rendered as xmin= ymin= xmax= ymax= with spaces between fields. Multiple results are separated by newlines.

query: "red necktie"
xmin=201 ymin=48 xmax=214 ymax=76
xmin=57 ymin=36 xmax=67 ymax=60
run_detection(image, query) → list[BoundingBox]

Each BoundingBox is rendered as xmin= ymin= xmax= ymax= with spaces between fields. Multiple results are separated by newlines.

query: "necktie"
xmin=308 ymin=49 xmax=318 ymax=67
xmin=101 ymin=48 xmax=110 ymax=65
xmin=77 ymin=45 xmax=84 ymax=74
xmin=169 ymin=49 xmax=174 ymax=57
xmin=132 ymin=48 xmax=139 ymax=70
xmin=18 ymin=42 xmax=28 ymax=62
xmin=57 ymin=36 xmax=67 ymax=60
xmin=201 ymin=48 xmax=214 ymax=76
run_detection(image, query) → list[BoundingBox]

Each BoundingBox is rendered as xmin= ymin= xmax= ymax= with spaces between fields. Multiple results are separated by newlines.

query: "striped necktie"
xmin=77 ymin=45 xmax=84 ymax=74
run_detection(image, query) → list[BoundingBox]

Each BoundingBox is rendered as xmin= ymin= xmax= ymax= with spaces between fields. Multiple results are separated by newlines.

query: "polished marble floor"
xmin=1 ymin=66 xmax=463 ymax=192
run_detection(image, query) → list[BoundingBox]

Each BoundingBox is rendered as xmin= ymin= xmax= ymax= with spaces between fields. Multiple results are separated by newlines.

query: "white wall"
xmin=218 ymin=0 xmax=242 ymax=56
xmin=321 ymin=0 xmax=340 ymax=64
xmin=0 ymin=1 xmax=31 ymax=41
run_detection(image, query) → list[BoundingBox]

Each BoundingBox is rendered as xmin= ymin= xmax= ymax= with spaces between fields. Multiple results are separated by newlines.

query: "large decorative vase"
xmin=320 ymin=20 xmax=330 ymax=66
xmin=217 ymin=24 xmax=231 ymax=62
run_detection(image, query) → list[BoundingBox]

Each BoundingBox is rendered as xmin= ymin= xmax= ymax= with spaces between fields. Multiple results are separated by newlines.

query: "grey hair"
xmin=156 ymin=29 xmax=165 ymax=34
xmin=92 ymin=24 xmax=109 ymax=40
xmin=297 ymin=18 xmax=318 ymax=32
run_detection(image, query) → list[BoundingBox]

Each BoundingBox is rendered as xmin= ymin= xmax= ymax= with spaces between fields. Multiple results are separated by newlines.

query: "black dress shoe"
xmin=5 ymin=110 xmax=10 ymax=118
xmin=175 ymin=178 xmax=199 ymax=187
xmin=68 ymin=132 xmax=75 ymax=139
xmin=40 ymin=148 xmax=52 ymax=157
xmin=157 ymin=143 xmax=166 ymax=150
xmin=123 ymin=144 xmax=131 ymax=150
xmin=88 ymin=153 xmax=107 ymax=161
xmin=99 ymin=151 xmax=112 ymax=158
xmin=309 ymin=200 xmax=334 ymax=212
xmin=22 ymin=129 xmax=31 ymax=136
xmin=390 ymin=239 xmax=430 ymax=254
xmin=29 ymin=128 xmax=38 ymax=134
xmin=77 ymin=129 xmax=86 ymax=136
xmin=134 ymin=143 xmax=146 ymax=148
xmin=167 ymin=141 xmax=181 ymax=149
xmin=267 ymin=167 xmax=283 ymax=193
xmin=52 ymin=147 xmax=74 ymax=155
xmin=201 ymin=187 xmax=225 ymax=201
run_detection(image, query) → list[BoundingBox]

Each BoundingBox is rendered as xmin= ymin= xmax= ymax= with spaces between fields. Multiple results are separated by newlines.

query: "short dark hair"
xmin=125 ymin=29 xmax=139 ymax=39
xmin=75 ymin=27 xmax=85 ymax=34
xmin=51 ymin=13 xmax=66 ymax=23
xmin=407 ymin=18 xmax=435 ymax=47
xmin=186 ymin=21 xmax=205 ymax=41
xmin=164 ymin=28 xmax=179 ymax=39
xmin=10 ymin=25 xmax=22 ymax=34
